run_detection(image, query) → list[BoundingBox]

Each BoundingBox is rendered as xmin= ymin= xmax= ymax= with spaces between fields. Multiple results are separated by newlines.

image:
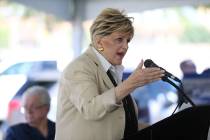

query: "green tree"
xmin=0 ymin=25 xmax=9 ymax=48
xmin=180 ymin=24 xmax=210 ymax=43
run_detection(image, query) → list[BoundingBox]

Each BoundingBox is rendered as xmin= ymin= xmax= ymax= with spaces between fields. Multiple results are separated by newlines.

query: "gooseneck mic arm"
xmin=162 ymin=77 xmax=196 ymax=107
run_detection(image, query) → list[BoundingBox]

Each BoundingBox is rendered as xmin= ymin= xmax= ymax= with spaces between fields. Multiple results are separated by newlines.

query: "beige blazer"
xmin=55 ymin=47 xmax=126 ymax=140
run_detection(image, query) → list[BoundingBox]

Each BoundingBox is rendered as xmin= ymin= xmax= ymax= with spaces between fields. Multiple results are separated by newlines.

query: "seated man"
xmin=180 ymin=59 xmax=200 ymax=79
xmin=4 ymin=86 xmax=55 ymax=140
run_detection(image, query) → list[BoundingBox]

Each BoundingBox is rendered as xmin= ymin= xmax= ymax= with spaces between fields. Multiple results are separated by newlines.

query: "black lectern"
xmin=123 ymin=105 xmax=210 ymax=140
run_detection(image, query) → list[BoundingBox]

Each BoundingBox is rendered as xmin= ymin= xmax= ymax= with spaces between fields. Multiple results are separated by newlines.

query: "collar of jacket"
xmin=84 ymin=46 xmax=115 ymax=89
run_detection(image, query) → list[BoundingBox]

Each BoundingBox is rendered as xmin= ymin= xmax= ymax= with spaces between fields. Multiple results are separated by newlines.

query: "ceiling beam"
xmin=85 ymin=0 xmax=210 ymax=20
xmin=10 ymin=0 xmax=75 ymax=20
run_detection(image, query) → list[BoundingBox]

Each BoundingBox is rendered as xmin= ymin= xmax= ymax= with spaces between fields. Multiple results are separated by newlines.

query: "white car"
xmin=0 ymin=74 xmax=27 ymax=122
xmin=0 ymin=59 xmax=59 ymax=123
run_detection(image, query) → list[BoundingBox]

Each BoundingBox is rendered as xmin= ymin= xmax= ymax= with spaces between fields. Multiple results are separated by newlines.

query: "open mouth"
xmin=117 ymin=52 xmax=125 ymax=59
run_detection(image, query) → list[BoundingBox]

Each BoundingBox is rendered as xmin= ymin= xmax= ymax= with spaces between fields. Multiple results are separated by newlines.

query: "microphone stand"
xmin=162 ymin=77 xmax=196 ymax=114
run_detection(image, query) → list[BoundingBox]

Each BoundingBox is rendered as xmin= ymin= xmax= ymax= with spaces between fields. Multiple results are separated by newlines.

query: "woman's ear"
xmin=95 ymin=36 xmax=102 ymax=47
xmin=95 ymin=36 xmax=104 ymax=52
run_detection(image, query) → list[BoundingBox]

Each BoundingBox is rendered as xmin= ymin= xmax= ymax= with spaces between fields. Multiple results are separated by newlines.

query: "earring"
xmin=98 ymin=47 xmax=104 ymax=51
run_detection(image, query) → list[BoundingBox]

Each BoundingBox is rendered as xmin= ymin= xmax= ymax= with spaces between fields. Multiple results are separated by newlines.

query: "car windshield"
xmin=0 ymin=60 xmax=58 ymax=75
xmin=2 ymin=62 xmax=34 ymax=75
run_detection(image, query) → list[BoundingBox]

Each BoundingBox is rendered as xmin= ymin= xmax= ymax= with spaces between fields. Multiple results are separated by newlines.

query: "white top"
xmin=92 ymin=47 xmax=124 ymax=84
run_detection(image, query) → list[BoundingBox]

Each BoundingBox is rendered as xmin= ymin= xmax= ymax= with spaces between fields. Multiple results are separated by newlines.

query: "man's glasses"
xmin=21 ymin=104 xmax=47 ymax=113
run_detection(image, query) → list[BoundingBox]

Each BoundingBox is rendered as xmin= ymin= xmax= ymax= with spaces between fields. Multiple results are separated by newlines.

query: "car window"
xmin=41 ymin=61 xmax=57 ymax=70
xmin=2 ymin=62 xmax=34 ymax=75
xmin=1 ymin=61 xmax=58 ymax=75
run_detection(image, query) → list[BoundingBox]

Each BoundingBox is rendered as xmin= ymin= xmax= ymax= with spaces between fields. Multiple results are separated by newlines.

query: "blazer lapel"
xmin=85 ymin=47 xmax=114 ymax=89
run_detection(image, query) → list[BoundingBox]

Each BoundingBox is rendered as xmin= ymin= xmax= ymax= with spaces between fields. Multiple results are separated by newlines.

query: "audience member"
xmin=180 ymin=59 xmax=200 ymax=79
xmin=4 ymin=86 xmax=55 ymax=140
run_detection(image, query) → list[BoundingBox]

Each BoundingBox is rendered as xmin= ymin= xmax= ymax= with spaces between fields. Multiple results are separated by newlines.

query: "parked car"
xmin=0 ymin=75 xmax=27 ymax=124
xmin=0 ymin=59 xmax=58 ymax=76
xmin=0 ymin=76 xmax=59 ymax=137
xmin=123 ymin=71 xmax=178 ymax=123
xmin=6 ymin=78 xmax=59 ymax=126
xmin=0 ymin=59 xmax=59 ymax=123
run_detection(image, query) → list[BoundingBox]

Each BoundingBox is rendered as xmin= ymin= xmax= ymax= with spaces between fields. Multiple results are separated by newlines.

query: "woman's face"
xmin=97 ymin=31 xmax=132 ymax=65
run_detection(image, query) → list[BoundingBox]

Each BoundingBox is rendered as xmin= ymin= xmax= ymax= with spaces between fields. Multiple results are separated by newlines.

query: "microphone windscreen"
xmin=144 ymin=59 xmax=154 ymax=67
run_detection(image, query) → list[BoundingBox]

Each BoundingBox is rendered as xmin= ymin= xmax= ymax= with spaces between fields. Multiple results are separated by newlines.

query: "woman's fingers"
xmin=136 ymin=59 xmax=144 ymax=70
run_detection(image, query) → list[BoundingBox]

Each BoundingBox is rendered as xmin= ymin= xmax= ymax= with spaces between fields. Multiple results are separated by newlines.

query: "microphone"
xmin=144 ymin=59 xmax=181 ymax=83
xmin=144 ymin=59 xmax=196 ymax=108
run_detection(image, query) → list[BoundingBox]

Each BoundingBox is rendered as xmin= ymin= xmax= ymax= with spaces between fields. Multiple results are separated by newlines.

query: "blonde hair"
xmin=90 ymin=8 xmax=134 ymax=45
